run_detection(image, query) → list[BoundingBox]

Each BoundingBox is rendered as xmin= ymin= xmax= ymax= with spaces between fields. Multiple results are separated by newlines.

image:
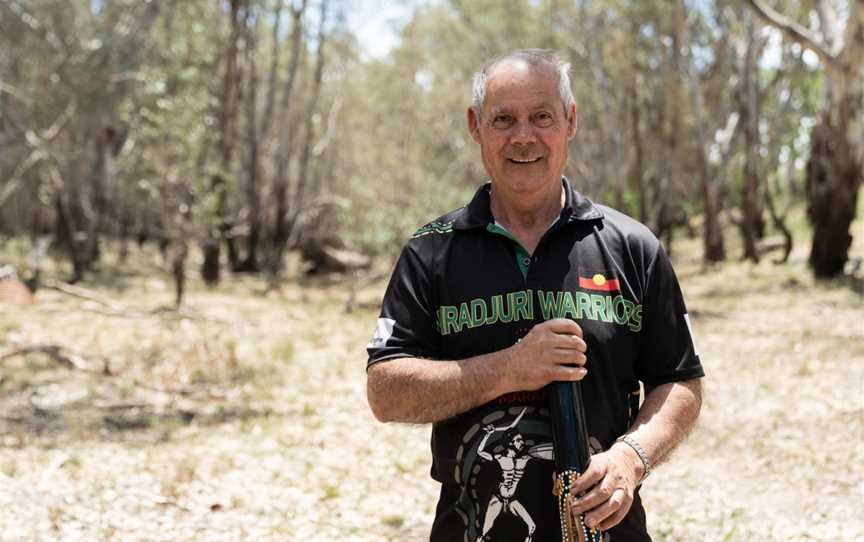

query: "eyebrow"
xmin=488 ymin=102 xmax=558 ymax=116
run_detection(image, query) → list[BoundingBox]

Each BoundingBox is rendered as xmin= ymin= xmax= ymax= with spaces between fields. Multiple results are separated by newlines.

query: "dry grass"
xmin=0 ymin=225 xmax=862 ymax=541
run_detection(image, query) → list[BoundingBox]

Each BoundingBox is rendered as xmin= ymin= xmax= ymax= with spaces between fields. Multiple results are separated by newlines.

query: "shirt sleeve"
xmin=366 ymin=243 xmax=440 ymax=367
xmin=635 ymin=244 xmax=705 ymax=385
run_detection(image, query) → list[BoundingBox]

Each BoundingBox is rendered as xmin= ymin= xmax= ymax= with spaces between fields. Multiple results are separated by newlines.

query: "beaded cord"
xmin=553 ymin=469 xmax=603 ymax=542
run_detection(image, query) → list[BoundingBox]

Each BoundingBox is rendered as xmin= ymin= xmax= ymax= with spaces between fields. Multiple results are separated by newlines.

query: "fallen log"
xmin=301 ymin=242 xmax=372 ymax=274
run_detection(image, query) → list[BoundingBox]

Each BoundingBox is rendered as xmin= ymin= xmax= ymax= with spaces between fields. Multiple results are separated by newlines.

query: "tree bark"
xmin=628 ymin=52 xmax=647 ymax=225
xmin=806 ymin=115 xmax=860 ymax=276
xmin=739 ymin=16 xmax=764 ymax=263
xmin=238 ymin=8 xmax=262 ymax=273
xmin=679 ymin=0 xmax=725 ymax=262
xmin=285 ymin=0 xmax=329 ymax=249
xmin=202 ymin=0 xmax=247 ymax=283
xmin=267 ymin=0 xmax=307 ymax=278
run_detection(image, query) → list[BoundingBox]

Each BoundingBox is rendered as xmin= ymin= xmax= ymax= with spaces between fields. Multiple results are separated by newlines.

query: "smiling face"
xmin=467 ymin=59 xmax=577 ymax=199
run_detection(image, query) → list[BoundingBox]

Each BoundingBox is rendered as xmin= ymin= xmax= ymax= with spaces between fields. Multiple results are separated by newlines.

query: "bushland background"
xmin=1 ymin=1 xmax=862 ymax=541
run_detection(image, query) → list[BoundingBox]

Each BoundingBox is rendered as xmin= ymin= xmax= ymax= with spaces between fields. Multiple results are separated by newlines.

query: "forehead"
xmin=484 ymin=59 xmax=561 ymax=113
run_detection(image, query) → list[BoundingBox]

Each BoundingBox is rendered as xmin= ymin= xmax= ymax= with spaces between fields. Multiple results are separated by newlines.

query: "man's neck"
xmin=490 ymin=181 xmax=565 ymax=253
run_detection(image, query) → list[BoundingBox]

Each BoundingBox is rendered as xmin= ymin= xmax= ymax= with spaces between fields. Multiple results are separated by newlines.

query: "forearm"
xmin=367 ymin=318 xmax=589 ymax=424
xmin=612 ymin=378 xmax=703 ymax=478
xmin=366 ymin=352 xmax=514 ymax=424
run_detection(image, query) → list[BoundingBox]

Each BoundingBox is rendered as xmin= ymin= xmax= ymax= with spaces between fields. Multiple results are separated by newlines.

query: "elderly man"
xmin=366 ymin=49 xmax=703 ymax=542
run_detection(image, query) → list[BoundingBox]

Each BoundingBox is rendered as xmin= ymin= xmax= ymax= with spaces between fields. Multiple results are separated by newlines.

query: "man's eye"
xmin=492 ymin=115 xmax=513 ymax=127
xmin=534 ymin=112 xmax=554 ymax=126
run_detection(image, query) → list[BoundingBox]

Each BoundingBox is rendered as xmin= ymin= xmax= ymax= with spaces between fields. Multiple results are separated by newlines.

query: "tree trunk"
xmin=238 ymin=8 xmax=263 ymax=273
xmin=267 ymin=0 xmax=307 ymax=278
xmin=285 ymin=0 xmax=329 ymax=248
xmin=701 ymin=180 xmax=726 ymax=262
xmin=678 ymin=0 xmax=724 ymax=262
xmin=806 ymin=114 xmax=861 ymax=277
xmin=806 ymin=14 xmax=863 ymax=278
xmin=202 ymin=174 xmax=231 ymax=285
xmin=237 ymin=0 xmax=284 ymax=274
xmin=54 ymin=192 xmax=87 ymax=284
xmin=628 ymin=57 xmax=647 ymax=225
xmin=203 ymin=0 xmax=247 ymax=284
xmin=739 ymin=16 xmax=763 ymax=263
xmin=763 ymin=175 xmax=793 ymax=264
xmin=202 ymin=240 xmax=221 ymax=285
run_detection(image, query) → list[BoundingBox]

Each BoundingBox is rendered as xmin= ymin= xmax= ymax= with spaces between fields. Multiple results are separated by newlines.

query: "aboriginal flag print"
xmin=578 ymin=273 xmax=620 ymax=292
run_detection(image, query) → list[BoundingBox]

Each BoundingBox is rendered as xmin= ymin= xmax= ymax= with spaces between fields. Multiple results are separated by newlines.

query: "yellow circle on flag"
xmin=593 ymin=274 xmax=606 ymax=286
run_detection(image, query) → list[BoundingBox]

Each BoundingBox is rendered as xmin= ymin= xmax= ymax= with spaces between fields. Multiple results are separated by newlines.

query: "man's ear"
xmin=567 ymin=103 xmax=578 ymax=139
xmin=467 ymin=107 xmax=482 ymax=143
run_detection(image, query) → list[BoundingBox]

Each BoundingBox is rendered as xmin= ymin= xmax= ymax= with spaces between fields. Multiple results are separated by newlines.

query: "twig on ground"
xmin=0 ymin=343 xmax=109 ymax=374
xmin=42 ymin=279 xmax=127 ymax=311
xmin=0 ymin=343 xmax=227 ymax=399
xmin=40 ymin=279 xmax=234 ymax=323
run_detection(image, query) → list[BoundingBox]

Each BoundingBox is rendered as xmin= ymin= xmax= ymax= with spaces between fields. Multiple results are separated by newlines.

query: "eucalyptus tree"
xmin=747 ymin=0 xmax=864 ymax=277
xmin=0 ymin=0 xmax=160 ymax=282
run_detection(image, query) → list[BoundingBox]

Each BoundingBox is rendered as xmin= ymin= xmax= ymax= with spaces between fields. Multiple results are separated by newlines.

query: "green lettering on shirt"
xmin=471 ymin=298 xmax=488 ymax=327
xmin=457 ymin=302 xmax=472 ymax=331
xmin=490 ymin=294 xmax=514 ymax=323
xmin=575 ymin=291 xmax=592 ymax=320
xmin=438 ymin=305 xmax=459 ymax=336
xmin=511 ymin=290 xmax=533 ymax=321
xmin=560 ymin=291 xmax=578 ymax=319
xmin=436 ymin=289 xmax=644 ymax=336
xmin=591 ymin=294 xmax=611 ymax=323
xmin=538 ymin=290 xmax=563 ymax=320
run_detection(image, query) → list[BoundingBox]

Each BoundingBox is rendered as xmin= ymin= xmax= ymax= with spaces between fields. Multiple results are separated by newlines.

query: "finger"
xmin=543 ymin=318 xmax=583 ymax=337
xmin=583 ymin=488 xmax=629 ymax=530
xmin=553 ymin=349 xmax=586 ymax=366
xmin=552 ymin=334 xmax=587 ymax=352
xmin=553 ymin=365 xmax=587 ymax=382
xmin=595 ymin=491 xmax=633 ymax=531
xmin=569 ymin=461 xmax=605 ymax=497
xmin=570 ymin=480 xmax=612 ymax=515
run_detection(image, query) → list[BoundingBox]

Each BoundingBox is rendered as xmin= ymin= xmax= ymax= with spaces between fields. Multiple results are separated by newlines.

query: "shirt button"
xmin=522 ymin=257 xmax=531 ymax=266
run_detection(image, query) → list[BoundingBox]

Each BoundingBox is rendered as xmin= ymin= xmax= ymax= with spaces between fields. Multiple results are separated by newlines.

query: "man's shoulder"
xmin=594 ymin=204 xmax=657 ymax=241
xmin=591 ymin=203 xmax=662 ymax=261
xmin=409 ymin=207 xmax=469 ymax=240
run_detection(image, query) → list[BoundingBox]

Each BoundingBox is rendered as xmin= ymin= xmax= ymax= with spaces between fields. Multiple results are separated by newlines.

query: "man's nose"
xmin=510 ymin=121 xmax=537 ymax=145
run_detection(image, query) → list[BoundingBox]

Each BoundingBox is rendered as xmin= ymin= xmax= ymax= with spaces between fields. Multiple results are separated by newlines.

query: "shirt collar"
xmin=453 ymin=177 xmax=604 ymax=230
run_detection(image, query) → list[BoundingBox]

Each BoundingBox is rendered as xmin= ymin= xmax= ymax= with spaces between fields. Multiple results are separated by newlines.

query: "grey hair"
xmin=471 ymin=49 xmax=575 ymax=120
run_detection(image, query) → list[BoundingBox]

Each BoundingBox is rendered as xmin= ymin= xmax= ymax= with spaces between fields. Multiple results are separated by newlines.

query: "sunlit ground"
xmin=0 ymin=217 xmax=862 ymax=541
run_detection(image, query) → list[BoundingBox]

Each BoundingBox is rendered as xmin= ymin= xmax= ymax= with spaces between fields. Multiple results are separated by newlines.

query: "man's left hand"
xmin=568 ymin=443 xmax=642 ymax=531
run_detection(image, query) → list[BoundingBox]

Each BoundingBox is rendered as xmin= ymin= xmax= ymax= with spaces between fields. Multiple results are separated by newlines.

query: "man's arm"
xmin=569 ymin=378 xmax=703 ymax=531
xmin=367 ymin=318 xmax=589 ymax=423
xmin=476 ymin=425 xmax=497 ymax=461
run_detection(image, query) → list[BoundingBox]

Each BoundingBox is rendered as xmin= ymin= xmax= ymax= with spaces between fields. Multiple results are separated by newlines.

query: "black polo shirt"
xmin=367 ymin=179 xmax=704 ymax=542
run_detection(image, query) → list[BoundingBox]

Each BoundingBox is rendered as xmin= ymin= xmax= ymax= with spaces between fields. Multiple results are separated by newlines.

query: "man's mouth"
xmin=508 ymin=157 xmax=542 ymax=164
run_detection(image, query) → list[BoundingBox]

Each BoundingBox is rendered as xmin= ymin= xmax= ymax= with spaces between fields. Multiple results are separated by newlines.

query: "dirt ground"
xmin=1 ymin=235 xmax=862 ymax=541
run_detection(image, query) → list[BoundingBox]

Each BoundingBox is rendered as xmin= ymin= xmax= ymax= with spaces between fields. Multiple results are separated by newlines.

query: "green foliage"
xmin=1 ymin=0 xmax=853 ymax=269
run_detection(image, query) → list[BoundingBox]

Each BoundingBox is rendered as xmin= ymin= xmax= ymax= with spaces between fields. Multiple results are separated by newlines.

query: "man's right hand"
xmin=502 ymin=318 xmax=588 ymax=392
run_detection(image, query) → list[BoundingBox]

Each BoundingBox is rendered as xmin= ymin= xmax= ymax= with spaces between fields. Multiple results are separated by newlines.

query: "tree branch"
xmin=745 ymin=0 xmax=839 ymax=67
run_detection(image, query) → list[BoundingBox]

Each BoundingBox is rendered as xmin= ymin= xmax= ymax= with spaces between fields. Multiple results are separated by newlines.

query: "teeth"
xmin=510 ymin=157 xmax=541 ymax=163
